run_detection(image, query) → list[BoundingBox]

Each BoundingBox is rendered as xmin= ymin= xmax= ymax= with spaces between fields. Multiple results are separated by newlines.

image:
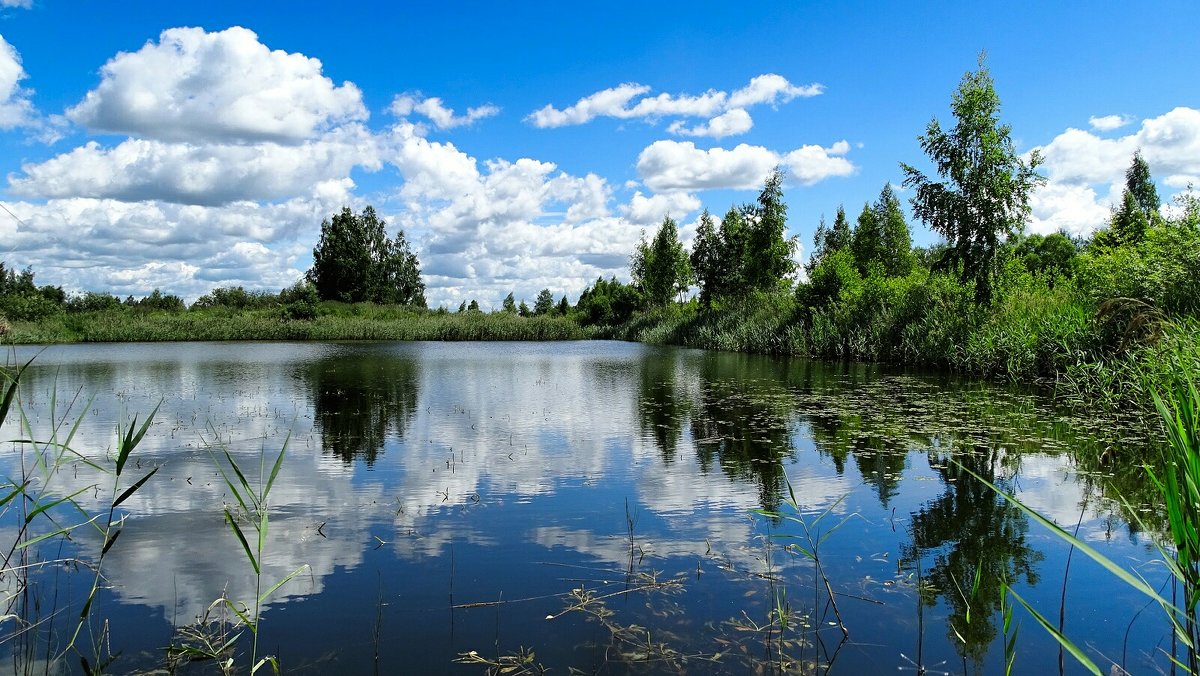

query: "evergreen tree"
xmin=1111 ymin=151 xmax=1161 ymax=246
xmin=850 ymin=202 xmax=882 ymax=275
xmin=518 ymin=300 xmax=531 ymax=317
xmin=900 ymin=55 xmax=1044 ymax=303
xmin=690 ymin=210 xmax=721 ymax=306
xmin=743 ymin=168 xmax=795 ymax=290
xmin=809 ymin=206 xmax=853 ymax=274
xmin=557 ymin=295 xmax=570 ymax=315
xmin=828 ymin=205 xmax=853 ymax=253
xmin=716 ymin=205 xmax=750 ymax=297
xmin=534 ymin=288 xmax=555 ymax=315
xmin=876 ymin=184 xmax=915 ymax=276
xmin=632 ymin=216 xmax=692 ymax=306
xmin=1126 ymin=150 xmax=1160 ymax=221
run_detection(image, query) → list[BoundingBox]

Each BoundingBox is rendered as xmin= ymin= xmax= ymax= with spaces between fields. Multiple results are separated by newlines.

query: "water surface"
xmin=1 ymin=341 xmax=1169 ymax=674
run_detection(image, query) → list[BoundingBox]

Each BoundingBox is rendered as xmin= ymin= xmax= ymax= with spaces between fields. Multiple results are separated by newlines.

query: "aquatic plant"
xmin=1150 ymin=375 xmax=1200 ymax=674
xmin=0 ymin=357 xmax=159 ymax=674
xmin=199 ymin=432 xmax=308 ymax=675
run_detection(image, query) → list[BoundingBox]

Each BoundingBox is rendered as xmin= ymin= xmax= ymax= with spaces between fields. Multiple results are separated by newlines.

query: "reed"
xmin=0 ymin=357 xmax=158 ymax=674
xmin=1150 ymin=374 xmax=1200 ymax=674
xmin=2 ymin=307 xmax=586 ymax=343
xmin=203 ymin=431 xmax=308 ymax=675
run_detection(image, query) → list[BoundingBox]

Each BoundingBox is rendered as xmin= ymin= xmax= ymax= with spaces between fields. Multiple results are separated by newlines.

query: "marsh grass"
xmin=0 ymin=356 xmax=159 ymax=674
xmin=1150 ymin=375 xmax=1200 ymax=674
xmin=198 ymin=431 xmax=308 ymax=675
xmin=2 ymin=307 xmax=585 ymax=343
xmin=755 ymin=485 xmax=855 ymax=672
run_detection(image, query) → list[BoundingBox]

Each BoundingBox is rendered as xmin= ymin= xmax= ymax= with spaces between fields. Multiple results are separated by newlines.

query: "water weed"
xmin=198 ymin=432 xmax=308 ymax=675
xmin=0 ymin=357 xmax=158 ymax=674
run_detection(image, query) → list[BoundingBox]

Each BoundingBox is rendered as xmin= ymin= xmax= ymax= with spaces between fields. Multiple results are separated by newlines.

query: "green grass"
xmin=2 ymin=306 xmax=585 ymax=343
xmin=0 ymin=358 xmax=159 ymax=673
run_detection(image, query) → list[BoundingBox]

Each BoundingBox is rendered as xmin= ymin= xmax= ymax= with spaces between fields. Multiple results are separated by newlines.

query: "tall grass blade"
xmin=224 ymin=509 xmax=259 ymax=575
xmin=263 ymin=436 xmax=289 ymax=499
xmin=952 ymin=459 xmax=1173 ymax=608
xmin=212 ymin=445 xmax=252 ymax=514
xmin=1006 ymin=586 xmax=1101 ymax=676
xmin=23 ymin=486 xmax=90 ymax=524
xmin=258 ymin=565 xmax=308 ymax=604
xmin=0 ymin=357 xmax=35 ymax=426
xmin=116 ymin=402 xmax=159 ymax=475
xmin=101 ymin=528 xmax=121 ymax=556
xmin=0 ymin=481 xmax=29 ymax=510
xmin=113 ymin=467 xmax=159 ymax=508
xmin=223 ymin=599 xmax=256 ymax=632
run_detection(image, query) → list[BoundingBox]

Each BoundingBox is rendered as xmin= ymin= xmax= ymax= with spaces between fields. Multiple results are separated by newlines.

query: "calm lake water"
xmin=0 ymin=341 xmax=1172 ymax=674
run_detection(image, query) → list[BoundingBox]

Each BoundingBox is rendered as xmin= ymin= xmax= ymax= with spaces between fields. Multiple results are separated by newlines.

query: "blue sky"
xmin=0 ymin=1 xmax=1197 ymax=307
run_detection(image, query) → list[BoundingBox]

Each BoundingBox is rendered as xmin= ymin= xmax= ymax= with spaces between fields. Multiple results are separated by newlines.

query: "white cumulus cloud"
xmin=619 ymin=191 xmax=701 ymax=225
xmin=526 ymin=83 xmax=650 ymax=128
xmin=1087 ymin=114 xmax=1133 ymax=132
xmin=728 ymin=73 xmax=823 ymax=108
xmin=10 ymin=124 xmax=381 ymax=205
xmin=667 ymin=108 xmax=753 ymax=139
xmin=527 ymin=74 xmax=821 ymax=138
xmin=636 ymin=139 xmax=854 ymax=192
xmin=390 ymin=93 xmax=499 ymax=129
xmin=1029 ymin=107 xmax=1200 ymax=234
xmin=371 ymin=122 xmax=663 ymax=307
xmin=67 ymin=26 xmax=367 ymax=143
xmin=0 ymin=34 xmax=36 ymax=129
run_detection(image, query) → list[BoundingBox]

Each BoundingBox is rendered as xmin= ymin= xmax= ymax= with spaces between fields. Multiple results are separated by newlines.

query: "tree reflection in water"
xmin=302 ymin=348 xmax=420 ymax=465
xmin=903 ymin=444 xmax=1040 ymax=672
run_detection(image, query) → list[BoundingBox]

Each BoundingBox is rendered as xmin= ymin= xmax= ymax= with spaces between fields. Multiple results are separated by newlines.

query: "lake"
xmin=0 ymin=340 xmax=1172 ymax=674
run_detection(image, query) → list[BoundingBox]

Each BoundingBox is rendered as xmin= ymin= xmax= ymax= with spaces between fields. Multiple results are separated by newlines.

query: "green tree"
xmin=690 ymin=209 xmax=722 ymax=307
xmin=376 ymin=230 xmax=427 ymax=306
xmin=900 ymin=56 xmax=1044 ymax=303
xmin=467 ymin=299 xmax=480 ymax=313
xmin=307 ymin=206 xmax=425 ymax=305
xmin=716 ymin=205 xmax=750 ymax=297
xmin=518 ymin=300 xmax=531 ymax=317
xmin=827 ymin=205 xmax=853 ymax=254
xmin=743 ymin=168 xmax=796 ymax=290
xmin=1110 ymin=151 xmax=1161 ymax=247
xmin=876 ymin=184 xmax=915 ymax=276
xmin=576 ymin=276 xmax=641 ymax=325
xmin=557 ymin=295 xmax=570 ymax=316
xmin=850 ymin=202 xmax=882 ymax=275
xmin=808 ymin=205 xmax=853 ymax=274
xmin=502 ymin=292 xmax=517 ymax=314
xmin=1013 ymin=232 xmax=1077 ymax=280
xmin=632 ymin=216 xmax=692 ymax=306
xmin=1126 ymin=150 xmax=1160 ymax=223
xmin=534 ymin=288 xmax=555 ymax=315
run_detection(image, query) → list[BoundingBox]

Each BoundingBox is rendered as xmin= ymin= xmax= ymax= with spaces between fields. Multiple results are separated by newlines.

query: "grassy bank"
xmin=597 ymin=272 xmax=1199 ymax=420
xmin=1 ymin=305 xmax=585 ymax=343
